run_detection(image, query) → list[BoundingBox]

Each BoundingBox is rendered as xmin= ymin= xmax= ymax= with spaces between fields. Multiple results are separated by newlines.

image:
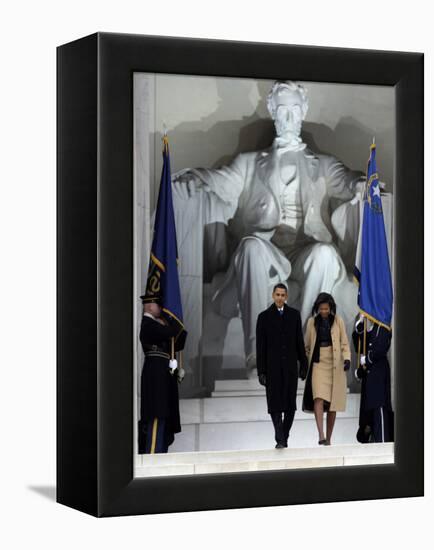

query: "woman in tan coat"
xmin=302 ymin=293 xmax=351 ymax=445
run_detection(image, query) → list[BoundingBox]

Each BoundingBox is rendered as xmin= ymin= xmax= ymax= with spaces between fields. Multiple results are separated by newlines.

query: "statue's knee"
xmin=234 ymin=237 xmax=268 ymax=276
xmin=238 ymin=237 xmax=263 ymax=258
xmin=311 ymin=243 xmax=339 ymax=266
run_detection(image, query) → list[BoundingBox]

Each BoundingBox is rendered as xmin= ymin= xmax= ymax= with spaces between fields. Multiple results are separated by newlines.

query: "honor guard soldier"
xmin=138 ymin=297 xmax=187 ymax=454
xmin=352 ymin=314 xmax=394 ymax=443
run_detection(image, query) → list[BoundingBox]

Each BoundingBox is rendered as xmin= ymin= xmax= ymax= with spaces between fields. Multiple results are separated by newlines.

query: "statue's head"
xmin=266 ymin=81 xmax=308 ymax=139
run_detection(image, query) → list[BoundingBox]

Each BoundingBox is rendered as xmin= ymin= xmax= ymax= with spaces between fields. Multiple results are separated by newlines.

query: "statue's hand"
xmin=172 ymin=171 xmax=202 ymax=199
xmin=351 ymin=177 xmax=366 ymax=204
xmin=352 ymin=178 xmax=386 ymax=203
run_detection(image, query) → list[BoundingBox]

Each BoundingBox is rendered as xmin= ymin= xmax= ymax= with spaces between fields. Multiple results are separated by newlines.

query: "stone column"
xmin=133 ymin=73 xmax=155 ymax=446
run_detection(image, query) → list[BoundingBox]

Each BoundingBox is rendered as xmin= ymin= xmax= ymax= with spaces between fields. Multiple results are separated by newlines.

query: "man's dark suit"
xmin=256 ymin=303 xmax=307 ymax=446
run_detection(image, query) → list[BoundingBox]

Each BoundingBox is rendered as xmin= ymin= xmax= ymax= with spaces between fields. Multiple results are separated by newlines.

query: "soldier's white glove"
xmin=360 ymin=355 xmax=366 ymax=366
xmin=169 ymin=359 xmax=178 ymax=374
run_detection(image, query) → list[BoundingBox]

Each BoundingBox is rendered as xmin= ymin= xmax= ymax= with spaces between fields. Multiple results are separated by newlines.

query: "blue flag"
xmin=354 ymin=143 xmax=393 ymax=329
xmin=142 ymin=137 xmax=184 ymax=333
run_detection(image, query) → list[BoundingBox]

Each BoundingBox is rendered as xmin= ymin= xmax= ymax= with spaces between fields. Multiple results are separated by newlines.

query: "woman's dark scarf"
xmin=311 ymin=313 xmax=335 ymax=364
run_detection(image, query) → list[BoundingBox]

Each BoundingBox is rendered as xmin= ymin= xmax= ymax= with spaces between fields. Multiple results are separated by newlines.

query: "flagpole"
xmin=357 ymin=331 xmax=361 ymax=371
xmin=165 ymin=130 xmax=174 ymax=363
xmin=363 ymin=318 xmax=367 ymax=370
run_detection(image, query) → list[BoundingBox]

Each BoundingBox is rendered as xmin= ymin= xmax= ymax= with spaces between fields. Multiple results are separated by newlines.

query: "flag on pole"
xmin=141 ymin=135 xmax=184 ymax=335
xmin=354 ymin=141 xmax=393 ymax=329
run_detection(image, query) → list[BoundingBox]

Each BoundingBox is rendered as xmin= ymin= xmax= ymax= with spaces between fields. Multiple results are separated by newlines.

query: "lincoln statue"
xmin=172 ymin=81 xmax=366 ymax=378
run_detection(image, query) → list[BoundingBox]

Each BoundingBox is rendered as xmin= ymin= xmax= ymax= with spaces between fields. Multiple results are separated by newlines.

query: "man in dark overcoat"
xmin=138 ymin=298 xmax=187 ymax=454
xmin=352 ymin=315 xmax=394 ymax=443
xmin=256 ymin=283 xmax=308 ymax=448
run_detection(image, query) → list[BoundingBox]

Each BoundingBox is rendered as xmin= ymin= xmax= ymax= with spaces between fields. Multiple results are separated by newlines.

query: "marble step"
xmin=170 ymin=416 xmax=361 ymax=453
xmin=140 ymin=442 xmax=393 ymax=465
xmin=211 ymin=388 xmax=349 ymax=397
xmin=211 ymin=390 xmax=268 ymax=397
xmin=212 ymin=381 xmax=305 ymax=397
xmin=135 ymin=442 xmax=394 ymax=477
xmin=212 ymin=378 xmax=349 ymax=398
xmin=179 ymin=393 xmax=360 ymax=425
xmin=214 ymin=379 xmax=306 ymax=392
xmin=214 ymin=379 xmax=267 ymax=391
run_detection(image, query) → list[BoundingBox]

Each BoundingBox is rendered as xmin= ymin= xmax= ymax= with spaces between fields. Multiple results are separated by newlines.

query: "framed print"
xmin=57 ymin=32 xmax=423 ymax=517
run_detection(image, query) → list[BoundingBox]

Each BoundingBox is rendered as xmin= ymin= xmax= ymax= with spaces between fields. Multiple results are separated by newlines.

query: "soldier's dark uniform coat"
xmin=256 ymin=303 xmax=307 ymax=413
xmin=139 ymin=315 xmax=187 ymax=446
xmin=352 ymin=324 xmax=393 ymax=440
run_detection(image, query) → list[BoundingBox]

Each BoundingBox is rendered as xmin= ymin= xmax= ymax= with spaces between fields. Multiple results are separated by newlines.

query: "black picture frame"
xmin=57 ymin=32 xmax=424 ymax=517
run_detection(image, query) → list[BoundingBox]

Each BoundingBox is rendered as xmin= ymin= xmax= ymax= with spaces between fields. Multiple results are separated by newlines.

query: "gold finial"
xmin=162 ymin=123 xmax=169 ymax=153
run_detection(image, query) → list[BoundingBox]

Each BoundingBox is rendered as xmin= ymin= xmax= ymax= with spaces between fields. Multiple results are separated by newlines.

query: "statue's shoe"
xmin=246 ymin=366 xmax=257 ymax=380
xmin=246 ymin=353 xmax=257 ymax=379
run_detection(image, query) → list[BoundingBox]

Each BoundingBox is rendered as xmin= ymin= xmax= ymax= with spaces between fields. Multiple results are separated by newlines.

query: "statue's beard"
xmin=274 ymin=123 xmax=304 ymax=149
xmin=274 ymin=122 xmax=302 ymax=143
